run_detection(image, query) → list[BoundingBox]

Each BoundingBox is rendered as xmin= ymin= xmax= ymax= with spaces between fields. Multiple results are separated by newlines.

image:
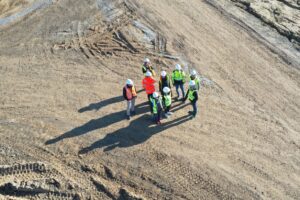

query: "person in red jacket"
xmin=142 ymin=71 xmax=156 ymax=114
xmin=123 ymin=79 xmax=137 ymax=120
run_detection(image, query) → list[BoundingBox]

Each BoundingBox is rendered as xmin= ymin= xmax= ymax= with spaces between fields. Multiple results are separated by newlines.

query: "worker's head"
xmin=126 ymin=79 xmax=133 ymax=87
xmin=190 ymin=70 xmax=197 ymax=80
xmin=161 ymin=71 xmax=167 ymax=78
xmin=175 ymin=64 xmax=181 ymax=71
xmin=163 ymin=87 xmax=171 ymax=95
xmin=152 ymin=92 xmax=159 ymax=99
xmin=144 ymin=58 xmax=151 ymax=66
xmin=145 ymin=71 xmax=152 ymax=77
xmin=189 ymin=80 xmax=196 ymax=90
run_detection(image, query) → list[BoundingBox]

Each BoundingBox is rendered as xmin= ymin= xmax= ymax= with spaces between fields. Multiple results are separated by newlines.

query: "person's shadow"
xmin=78 ymin=89 xmax=144 ymax=113
xmin=45 ymin=101 xmax=149 ymax=145
xmin=78 ymin=114 xmax=192 ymax=154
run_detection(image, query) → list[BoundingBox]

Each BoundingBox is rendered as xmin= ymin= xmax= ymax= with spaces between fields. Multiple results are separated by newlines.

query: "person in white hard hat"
xmin=172 ymin=64 xmax=186 ymax=100
xmin=162 ymin=87 xmax=172 ymax=117
xmin=183 ymin=80 xmax=198 ymax=118
xmin=189 ymin=69 xmax=200 ymax=91
xmin=150 ymin=92 xmax=163 ymax=124
xmin=123 ymin=79 xmax=137 ymax=120
xmin=159 ymin=70 xmax=172 ymax=95
xmin=142 ymin=58 xmax=156 ymax=76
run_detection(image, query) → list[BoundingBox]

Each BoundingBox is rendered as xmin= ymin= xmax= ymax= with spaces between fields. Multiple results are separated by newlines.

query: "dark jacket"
xmin=159 ymin=76 xmax=172 ymax=94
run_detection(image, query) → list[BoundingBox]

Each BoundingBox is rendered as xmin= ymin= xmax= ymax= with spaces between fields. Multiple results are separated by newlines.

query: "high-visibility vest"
xmin=125 ymin=86 xmax=137 ymax=100
xmin=142 ymin=65 xmax=156 ymax=76
xmin=188 ymin=90 xmax=196 ymax=101
xmin=151 ymin=97 xmax=162 ymax=114
xmin=190 ymin=76 xmax=200 ymax=90
xmin=172 ymin=70 xmax=185 ymax=81
xmin=142 ymin=77 xmax=156 ymax=94
xmin=163 ymin=95 xmax=172 ymax=107
xmin=159 ymin=75 xmax=171 ymax=89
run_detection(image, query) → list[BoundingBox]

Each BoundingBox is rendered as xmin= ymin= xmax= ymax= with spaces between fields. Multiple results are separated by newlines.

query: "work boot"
xmin=126 ymin=115 xmax=131 ymax=120
xmin=188 ymin=111 xmax=193 ymax=115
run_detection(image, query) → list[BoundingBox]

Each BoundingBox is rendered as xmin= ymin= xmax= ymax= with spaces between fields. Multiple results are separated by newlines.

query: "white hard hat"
xmin=189 ymin=80 xmax=196 ymax=87
xmin=175 ymin=64 xmax=181 ymax=70
xmin=191 ymin=70 xmax=197 ymax=76
xmin=163 ymin=87 xmax=171 ymax=94
xmin=126 ymin=79 xmax=133 ymax=85
xmin=144 ymin=58 xmax=150 ymax=63
xmin=145 ymin=71 xmax=152 ymax=77
xmin=161 ymin=71 xmax=167 ymax=77
xmin=152 ymin=92 xmax=159 ymax=98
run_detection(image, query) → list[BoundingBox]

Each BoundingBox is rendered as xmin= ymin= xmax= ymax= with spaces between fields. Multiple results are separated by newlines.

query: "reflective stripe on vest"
xmin=164 ymin=95 xmax=172 ymax=107
xmin=188 ymin=90 xmax=196 ymax=101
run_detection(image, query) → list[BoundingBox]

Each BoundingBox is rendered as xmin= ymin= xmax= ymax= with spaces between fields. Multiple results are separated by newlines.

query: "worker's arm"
xmin=123 ymin=87 xmax=128 ymax=100
xmin=182 ymin=89 xmax=189 ymax=102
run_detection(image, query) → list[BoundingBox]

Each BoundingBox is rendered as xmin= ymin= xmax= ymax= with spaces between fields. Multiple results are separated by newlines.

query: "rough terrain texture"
xmin=0 ymin=0 xmax=299 ymax=199
xmin=230 ymin=0 xmax=300 ymax=49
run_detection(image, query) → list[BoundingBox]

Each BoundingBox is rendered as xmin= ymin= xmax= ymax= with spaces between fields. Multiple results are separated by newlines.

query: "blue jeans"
xmin=192 ymin=101 xmax=197 ymax=116
xmin=154 ymin=110 xmax=162 ymax=123
xmin=175 ymin=83 xmax=185 ymax=98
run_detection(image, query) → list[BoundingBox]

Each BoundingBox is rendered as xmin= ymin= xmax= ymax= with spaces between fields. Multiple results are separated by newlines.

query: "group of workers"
xmin=123 ymin=58 xmax=200 ymax=125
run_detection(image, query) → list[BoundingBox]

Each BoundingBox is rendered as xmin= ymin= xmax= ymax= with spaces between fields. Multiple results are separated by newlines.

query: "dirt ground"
xmin=0 ymin=0 xmax=299 ymax=199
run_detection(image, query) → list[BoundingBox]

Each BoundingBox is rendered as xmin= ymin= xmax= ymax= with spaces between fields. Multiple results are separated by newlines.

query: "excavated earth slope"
xmin=0 ymin=0 xmax=299 ymax=199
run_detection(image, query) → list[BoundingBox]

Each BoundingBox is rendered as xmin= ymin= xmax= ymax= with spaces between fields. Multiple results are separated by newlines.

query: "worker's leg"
xmin=175 ymin=84 xmax=180 ymax=97
xmin=126 ymin=100 xmax=131 ymax=116
xmin=192 ymin=101 xmax=197 ymax=116
xmin=180 ymin=83 xmax=185 ymax=98
xmin=131 ymin=98 xmax=136 ymax=113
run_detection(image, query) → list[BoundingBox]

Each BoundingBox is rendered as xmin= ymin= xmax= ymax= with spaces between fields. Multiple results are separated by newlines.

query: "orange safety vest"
xmin=125 ymin=86 xmax=137 ymax=100
xmin=142 ymin=77 xmax=156 ymax=94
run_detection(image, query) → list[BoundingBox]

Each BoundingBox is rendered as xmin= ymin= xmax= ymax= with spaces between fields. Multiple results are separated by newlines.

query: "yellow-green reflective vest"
xmin=190 ymin=76 xmax=200 ymax=90
xmin=188 ymin=90 xmax=196 ymax=101
xmin=163 ymin=95 xmax=172 ymax=107
xmin=172 ymin=70 xmax=185 ymax=81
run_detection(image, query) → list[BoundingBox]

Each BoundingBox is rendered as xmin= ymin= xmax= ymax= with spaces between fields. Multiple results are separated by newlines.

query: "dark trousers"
xmin=165 ymin=105 xmax=171 ymax=113
xmin=154 ymin=110 xmax=162 ymax=123
xmin=175 ymin=83 xmax=185 ymax=98
xmin=191 ymin=101 xmax=197 ymax=116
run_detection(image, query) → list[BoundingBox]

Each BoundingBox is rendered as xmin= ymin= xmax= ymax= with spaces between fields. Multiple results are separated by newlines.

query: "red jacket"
xmin=142 ymin=77 xmax=156 ymax=94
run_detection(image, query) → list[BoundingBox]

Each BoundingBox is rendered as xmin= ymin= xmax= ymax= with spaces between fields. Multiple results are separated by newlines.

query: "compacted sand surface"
xmin=0 ymin=0 xmax=299 ymax=199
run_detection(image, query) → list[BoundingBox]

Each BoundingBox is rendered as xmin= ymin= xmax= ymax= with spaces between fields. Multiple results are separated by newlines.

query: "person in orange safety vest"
xmin=123 ymin=79 xmax=137 ymax=120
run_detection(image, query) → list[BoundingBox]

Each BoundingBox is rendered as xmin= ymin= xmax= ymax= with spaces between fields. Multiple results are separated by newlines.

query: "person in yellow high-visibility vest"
xmin=172 ymin=64 xmax=186 ymax=100
xmin=189 ymin=70 xmax=201 ymax=91
xmin=183 ymin=80 xmax=198 ymax=118
xmin=142 ymin=58 xmax=156 ymax=76
xmin=162 ymin=87 xmax=172 ymax=118
xmin=150 ymin=92 xmax=163 ymax=125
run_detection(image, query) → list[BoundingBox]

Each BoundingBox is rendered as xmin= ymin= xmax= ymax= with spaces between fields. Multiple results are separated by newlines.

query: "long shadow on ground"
xmin=45 ymin=101 xmax=149 ymax=145
xmin=78 ymin=89 xmax=144 ymax=113
xmin=78 ymin=114 xmax=192 ymax=153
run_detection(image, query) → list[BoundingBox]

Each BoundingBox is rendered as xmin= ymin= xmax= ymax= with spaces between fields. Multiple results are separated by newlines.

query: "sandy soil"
xmin=0 ymin=0 xmax=35 ymax=18
xmin=0 ymin=0 xmax=299 ymax=199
